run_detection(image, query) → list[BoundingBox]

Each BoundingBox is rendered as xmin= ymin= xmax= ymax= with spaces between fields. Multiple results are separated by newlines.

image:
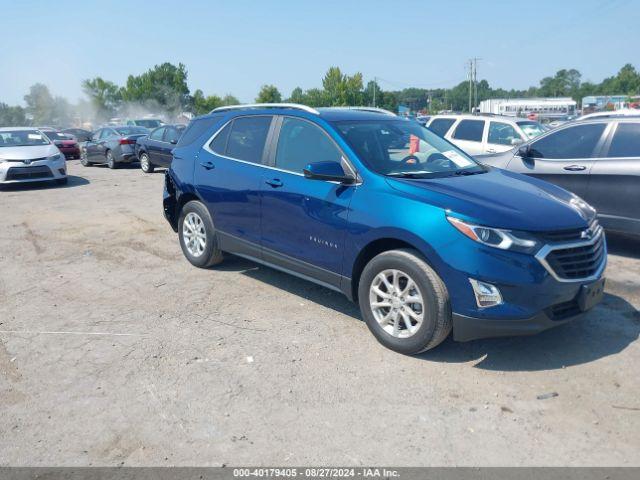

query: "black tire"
xmin=80 ymin=151 xmax=91 ymax=166
xmin=178 ymin=200 xmax=224 ymax=268
xmin=55 ymin=177 xmax=68 ymax=186
xmin=139 ymin=152 xmax=154 ymax=173
xmin=358 ymin=248 xmax=451 ymax=354
xmin=106 ymin=150 xmax=117 ymax=169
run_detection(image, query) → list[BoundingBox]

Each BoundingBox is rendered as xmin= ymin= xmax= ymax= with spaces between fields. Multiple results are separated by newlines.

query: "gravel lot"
xmin=1 ymin=160 xmax=639 ymax=466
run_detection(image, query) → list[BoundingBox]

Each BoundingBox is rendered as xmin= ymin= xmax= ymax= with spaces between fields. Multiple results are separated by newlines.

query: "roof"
xmin=0 ymin=126 xmax=43 ymax=132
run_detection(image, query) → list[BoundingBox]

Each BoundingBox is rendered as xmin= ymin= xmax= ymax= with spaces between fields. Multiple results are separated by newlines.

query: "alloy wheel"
xmin=182 ymin=212 xmax=207 ymax=257
xmin=369 ymin=269 xmax=424 ymax=338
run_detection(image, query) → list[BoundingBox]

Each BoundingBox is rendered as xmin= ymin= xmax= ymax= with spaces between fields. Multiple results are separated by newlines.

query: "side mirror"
xmin=303 ymin=161 xmax=355 ymax=184
xmin=511 ymin=137 xmax=524 ymax=146
xmin=170 ymin=139 xmax=178 ymax=145
xmin=517 ymin=145 xmax=531 ymax=158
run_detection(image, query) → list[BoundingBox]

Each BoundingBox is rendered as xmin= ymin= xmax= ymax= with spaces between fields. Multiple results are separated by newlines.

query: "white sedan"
xmin=0 ymin=127 xmax=67 ymax=186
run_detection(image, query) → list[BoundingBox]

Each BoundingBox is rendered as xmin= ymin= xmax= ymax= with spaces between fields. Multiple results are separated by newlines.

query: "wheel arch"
xmin=349 ymin=234 xmax=440 ymax=302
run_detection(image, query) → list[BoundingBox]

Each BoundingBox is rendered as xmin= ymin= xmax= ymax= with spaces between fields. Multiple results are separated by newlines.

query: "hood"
xmin=385 ymin=168 xmax=592 ymax=232
xmin=0 ymin=144 xmax=59 ymax=160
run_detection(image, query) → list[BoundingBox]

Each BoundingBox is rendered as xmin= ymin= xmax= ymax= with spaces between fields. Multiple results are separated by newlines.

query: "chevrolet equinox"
xmin=163 ymin=104 xmax=606 ymax=354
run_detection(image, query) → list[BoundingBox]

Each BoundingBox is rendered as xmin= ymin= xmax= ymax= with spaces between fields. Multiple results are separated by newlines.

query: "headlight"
xmin=47 ymin=154 xmax=63 ymax=161
xmin=447 ymin=216 xmax=541 ymax=254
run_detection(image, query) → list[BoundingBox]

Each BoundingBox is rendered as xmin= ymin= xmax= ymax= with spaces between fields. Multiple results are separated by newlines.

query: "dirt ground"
xmin=1 ymin=160 xmax=639 ymax=466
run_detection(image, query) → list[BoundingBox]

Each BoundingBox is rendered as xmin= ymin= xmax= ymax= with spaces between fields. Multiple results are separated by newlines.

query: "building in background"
xmin=478 ymin=98 xmax=577 ymax=120
xmin=582 ymin=95 xmax=631 ymax=113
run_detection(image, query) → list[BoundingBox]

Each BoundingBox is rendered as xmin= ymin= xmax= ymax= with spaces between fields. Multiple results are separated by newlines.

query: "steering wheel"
xmin=425 ymin=152 xmax=453 ymax=168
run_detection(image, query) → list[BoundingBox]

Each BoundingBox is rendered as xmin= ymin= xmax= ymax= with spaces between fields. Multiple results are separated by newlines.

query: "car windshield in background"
xmin=115 ymin=127 xmax=149 ymax=136
xmin=44 ymin=131 xmax=68 ymax=139
xmin=0 ymin=130 xmax=51 ymax=147
xmin=517 ymin=121 xmax=546 ymax=139
xmin=332 ymin=119 xmax=484 ymax=178
xmin=135 ymin=120 xmax=162 ymax=128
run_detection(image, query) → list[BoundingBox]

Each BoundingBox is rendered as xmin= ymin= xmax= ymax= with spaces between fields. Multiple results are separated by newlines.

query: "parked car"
xmin=0 ymin=127 xmax=67 ymax=186
xmin=426 ymin=114 xmax=547 ymax=155
xmin=39 ymin=128 xmax=81 ymax=159
xmin=478 ymin=117 xmax=640 ymax=236
xmin=162 ymin=104 xmax=606 ymax=354
xmin=62 ymin=128 xmax=92 ymax=143
xmin=80 ymin=126 xmax=149 ymax=169
xmin=126 ymin=118 xmax=165 ymax=129
xmin=135 ymin=124 xmax=186 ymax=173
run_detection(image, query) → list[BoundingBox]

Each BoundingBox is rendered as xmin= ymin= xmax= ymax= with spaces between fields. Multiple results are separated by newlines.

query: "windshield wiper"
xmin=454 ymin=169 xmax=486 ymax=176
xmin=386 ymin=171 xmax=432 ymax=178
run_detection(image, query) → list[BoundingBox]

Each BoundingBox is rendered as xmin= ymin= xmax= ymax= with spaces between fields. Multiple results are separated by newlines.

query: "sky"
xmin=1 ymin=0 xmax=639 ymax=106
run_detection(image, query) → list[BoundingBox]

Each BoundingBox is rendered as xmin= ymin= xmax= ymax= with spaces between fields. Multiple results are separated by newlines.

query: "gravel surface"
xmin=1 ymin=160 xmax=639 ymax=466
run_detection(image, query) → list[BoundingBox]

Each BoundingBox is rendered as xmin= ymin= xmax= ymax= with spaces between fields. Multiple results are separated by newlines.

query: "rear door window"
xmin=150 ymin=127 xmax=165 ymax=141
xmin=488 ymin=122 xmax=520 ymax=146
xmin=225 ymin=116 xmax=272 ymax=164
xmin=529 ymin=123 xmax=607 ymax=159
xmin=428 ymin=118 xmax=456 ymax=137
xmin=452 ymin=120 xmax=485 ymax=142
xmin=606 ymin=123 xmax=640 ymax=157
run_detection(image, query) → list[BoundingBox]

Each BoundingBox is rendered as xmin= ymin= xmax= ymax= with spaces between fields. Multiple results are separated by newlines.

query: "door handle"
xmin=199 ymin=161 xmax=215 ymax=170
xmin=564 ymin=165 xmax=587 ymax=171
xmin=265 ymin=178 xmax=283 ymax=188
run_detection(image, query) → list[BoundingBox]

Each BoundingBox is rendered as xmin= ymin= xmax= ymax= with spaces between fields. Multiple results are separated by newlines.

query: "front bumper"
xmin=0 ymin=158 xmax=67 ymax=184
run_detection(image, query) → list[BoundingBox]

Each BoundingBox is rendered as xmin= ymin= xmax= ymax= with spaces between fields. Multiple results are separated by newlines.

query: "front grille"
xmin=538 ymin=222 xmax=606 ymax=281
xmin=539 ymin=219 xmax=599 ymax=243
xmin=5 ymin=157 xmax=47 ymax=163
xmin=6 ymin=166 xmax=53 ymax=181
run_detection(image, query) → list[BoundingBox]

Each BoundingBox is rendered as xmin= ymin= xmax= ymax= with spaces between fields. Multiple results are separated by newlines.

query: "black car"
xmin=62 ymin=128 xmax=92 ymax=143
xmin=135 ymin=124 xmax=185 ymax=173
xmin=81 ymin=126 xmax=149 ymax=169
xmin=479 ymin=117 xmax=640 ymax=236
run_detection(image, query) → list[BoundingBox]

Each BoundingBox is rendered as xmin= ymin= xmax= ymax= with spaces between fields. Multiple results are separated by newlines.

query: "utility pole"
xmin=468 ymin=57 xmax=481 ymax=113
xmin=468 ymin=59 xmax=473 ymax=113
xmin=373 ymin=76 xmax=377 ymax=107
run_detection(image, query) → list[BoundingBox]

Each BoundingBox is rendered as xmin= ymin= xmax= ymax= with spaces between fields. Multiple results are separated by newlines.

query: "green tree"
xmin=24 ymin=83 xmax=55 ymax=125
xmin=0 ymin=103 xmax=27 ymax=126
xmin=82 ymin=77 xmax=122 ymax=120
xmin=221 ymin=94 xmax=239 ymax=106
xmin=288 ymin=87 xmax=305 ymax=103
xmin=191 ymin=89 xmax=223 ymax=115
xmin=121 ymin=62 xmax=191 ymax=113
xmin=256 ymin=84 xmax=282 ymax=103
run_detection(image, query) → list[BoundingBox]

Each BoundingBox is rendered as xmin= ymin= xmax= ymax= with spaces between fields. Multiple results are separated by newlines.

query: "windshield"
xmin=0 ymin=130 xmax=50 ymax=147
xmin=115 ymin=126 xmax=149 ymax=136
xmin=135 ymin=120 xmax=162 ymax=128
xmin=332 ymin=119 xmax=484 ymax=178
xmin=43 ymin=131 xmax=69 ymax=140
xmin=517 ymin=121 xmax=546 ymax=139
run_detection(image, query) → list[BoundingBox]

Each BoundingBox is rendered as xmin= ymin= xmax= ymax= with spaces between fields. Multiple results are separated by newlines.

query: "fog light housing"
xmin=469 ymin=278 xmax=503 ymax=308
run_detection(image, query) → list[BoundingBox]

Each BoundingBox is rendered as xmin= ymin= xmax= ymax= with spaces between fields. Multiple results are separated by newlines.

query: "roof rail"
xmin=333 ymin=106 xmax=397 ymax=117
xmin=210 ymin=103 xmax=319 ymax=115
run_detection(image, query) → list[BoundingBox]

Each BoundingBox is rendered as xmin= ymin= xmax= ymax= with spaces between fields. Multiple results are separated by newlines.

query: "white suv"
xmin=426 ymin=114 xmax=547 ymax=155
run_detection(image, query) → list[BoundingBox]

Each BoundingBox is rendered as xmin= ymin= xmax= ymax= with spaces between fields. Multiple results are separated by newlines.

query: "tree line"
xmin=1 ymin=62 xmax=639 ymax=127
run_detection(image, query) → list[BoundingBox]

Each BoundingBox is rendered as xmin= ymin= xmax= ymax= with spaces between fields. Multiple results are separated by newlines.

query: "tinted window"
xmin=150 ymin=127 xmax=165 ymax=141
xmin=607 ymin=123 xmax=640 ymax=157
xmin=177 ymin=116 xmax=219 ymax=147
xmin=488 ymin=122 xmax=520 ymax=146
xmin=99 ymin=129 xmax=113 ymax=139
xmin=428 ymin=118 xmax=455 ymax=137
xmin=275 ymin=118 xmax=342 ymax=173
xmin=452 ymin=120 xmax=485 ymax=142
xmin=529 ymin=123 xmax=606 ymax=159
xmin=115 ymin=126 xmax=148 ymax=136
xmin=209 ymin=122 xmax=231 ymax=154
xmin=165 ymin=126 xmax=184 ymax=144
xmin=225 ymin=116 xmax=272 ymax=164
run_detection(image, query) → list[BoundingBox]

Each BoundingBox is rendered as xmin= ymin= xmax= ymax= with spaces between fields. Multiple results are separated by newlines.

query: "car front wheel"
xmin=358 ymin=248 xmax=452 ymax=354
xmin=178 ymin=200 xmax=224 ymax=268
xmin=106 ymin=151 xmax=117 ymax=169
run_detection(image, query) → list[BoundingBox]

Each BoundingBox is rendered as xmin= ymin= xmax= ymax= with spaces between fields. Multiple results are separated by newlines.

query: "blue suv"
xmin=163 ymin=104 xmax=606 ymax=354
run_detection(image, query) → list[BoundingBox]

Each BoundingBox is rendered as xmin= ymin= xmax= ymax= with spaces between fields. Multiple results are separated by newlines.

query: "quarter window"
xmin=529 ymin=124 xmax=606 ymax=159
xmin=452 ymin=120 xmax=485 ymax=142
xmin=428 ymin=118 xmax=456 ymax=137
xmin=488 ymin=122 xmax=520 ymax=146
xmin=275 ymin=118 xmax=342 ymax=173
xmin=607 ymin=123 xmax=640 ymax=157
xmin=225 ymin=116 xmax=272 ymax=164
xmin=209 ymin=122 xmax=231 ymax=155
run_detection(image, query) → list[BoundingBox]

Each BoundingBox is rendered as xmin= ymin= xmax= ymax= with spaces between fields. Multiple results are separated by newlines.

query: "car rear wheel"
xmin=358 ymin=248 xmax=451 ymax=354
xmin=106 ymin=151 xmax=117 ymax=169
xmin=80 ymin=151 xmax=91 ymax=166
xmin=178 ymin=201 xmax=224 ymax=268
xmin=140 ymin=153 xmax=154 ymax=173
